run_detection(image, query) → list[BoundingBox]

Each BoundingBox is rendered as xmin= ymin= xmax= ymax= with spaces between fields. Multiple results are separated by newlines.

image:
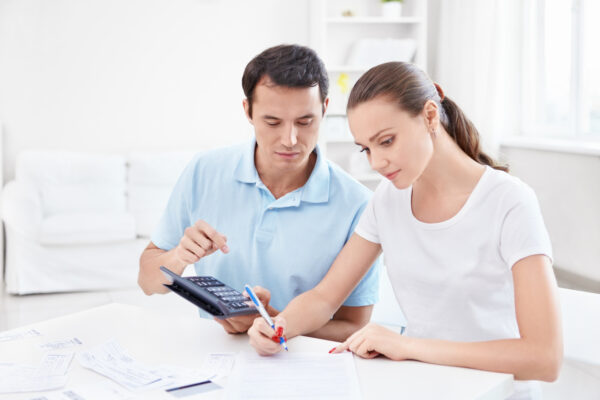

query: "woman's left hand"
xmin=330 ymin=323 xmax=409 ymax=360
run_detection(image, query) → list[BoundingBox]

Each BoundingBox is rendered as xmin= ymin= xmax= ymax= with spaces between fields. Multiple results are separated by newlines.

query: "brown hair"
xmin=347 ymin=62 xmax=508 ymax=172
xmin=242 ymin=44 xmax=329 ymax=118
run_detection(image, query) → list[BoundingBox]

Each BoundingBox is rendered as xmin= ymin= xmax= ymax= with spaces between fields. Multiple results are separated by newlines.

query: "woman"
xmin=248 ymin=62 xmax=562 ymax=399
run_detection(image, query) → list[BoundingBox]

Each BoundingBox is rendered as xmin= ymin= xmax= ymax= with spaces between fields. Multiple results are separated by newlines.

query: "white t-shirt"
xmin=355 ymin=166 xmax=552 ymax=400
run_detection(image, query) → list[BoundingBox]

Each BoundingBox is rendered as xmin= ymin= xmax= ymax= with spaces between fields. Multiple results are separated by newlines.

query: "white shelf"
xmin=311 ymin=0 xmax=426 ymax=189
xmin=326 ymin=17 xmax=423 ymax=24
xmin=326 ymin=138 xmax=355 ymax=144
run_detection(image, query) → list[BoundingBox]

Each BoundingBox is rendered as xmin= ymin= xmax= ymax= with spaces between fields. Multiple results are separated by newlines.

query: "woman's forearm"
xmin=279 ymin=288 xmax=339 ymax=338
xmin=404 ymin=336 xmax=562 ymax=382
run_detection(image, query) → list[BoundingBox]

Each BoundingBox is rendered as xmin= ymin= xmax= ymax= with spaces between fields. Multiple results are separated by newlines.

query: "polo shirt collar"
xmin=300 ymin=144 xmax=330 ymax=203
xmin=233 ymin=138 xmax=330 ymax=204
xmin=233 ymin=139 xmax=260 ymax=184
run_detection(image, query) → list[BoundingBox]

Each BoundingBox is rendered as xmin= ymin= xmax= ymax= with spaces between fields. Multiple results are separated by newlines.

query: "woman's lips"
xmin=384 ymin=170 xmax=401 ymax=180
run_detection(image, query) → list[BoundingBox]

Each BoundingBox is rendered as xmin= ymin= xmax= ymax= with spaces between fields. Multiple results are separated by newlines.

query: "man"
xmin=138 ymin=44 xmax=379 ymax=341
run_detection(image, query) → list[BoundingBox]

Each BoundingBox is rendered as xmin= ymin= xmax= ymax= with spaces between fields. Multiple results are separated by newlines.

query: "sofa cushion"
xmin=16 ymin=151 xmax=127 ymax=216
xmin=42 ymin=183 xmax=126 ymax=216
xmin=40 ymin=212 xmax=136 ymax=245
xmin=127 ymin=152 xmax=197 ymax=238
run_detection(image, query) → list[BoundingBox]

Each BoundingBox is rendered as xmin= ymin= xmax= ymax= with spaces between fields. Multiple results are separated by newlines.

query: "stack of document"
xmin=0 ymin=328 xmax=42 ymax=343
xmin=77 ymin=339 xmax=210 ymax=392
xmin=0 ymin=352 xmax=74 ymax=393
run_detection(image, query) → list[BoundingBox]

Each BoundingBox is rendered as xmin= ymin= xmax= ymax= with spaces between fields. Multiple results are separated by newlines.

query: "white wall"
xmin=0 ymin=0 xmax=310 ymax=181
xmin=500 ymin=145 xmax=600 ymax=285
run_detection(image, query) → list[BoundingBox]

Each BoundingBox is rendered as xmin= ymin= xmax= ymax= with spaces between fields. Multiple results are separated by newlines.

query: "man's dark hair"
xmin=242 ymin=44 xmax=329 ymax=118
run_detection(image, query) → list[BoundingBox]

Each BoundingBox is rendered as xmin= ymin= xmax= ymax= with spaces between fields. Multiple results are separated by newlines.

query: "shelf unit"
xmin=326 ymin=16 xmax=423 ymax=24
xmin=309 ymin=0 xmax=428 ymax=191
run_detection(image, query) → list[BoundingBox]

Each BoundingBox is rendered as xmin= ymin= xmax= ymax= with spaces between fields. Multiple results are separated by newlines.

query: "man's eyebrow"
xmin=262 ymin=114 xmax=316 ymax=120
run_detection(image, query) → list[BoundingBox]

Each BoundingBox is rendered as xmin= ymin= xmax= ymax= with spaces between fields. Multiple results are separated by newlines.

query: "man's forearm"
xmin=138 ymin=246 xmax=187 ymax=295
xmin=306 ymin=318 xmax=367 ymax=342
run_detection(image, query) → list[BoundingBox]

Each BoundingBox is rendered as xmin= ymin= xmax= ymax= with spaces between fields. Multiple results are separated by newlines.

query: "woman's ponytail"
xmin=440 ymin=97 xmax=508 ymax=172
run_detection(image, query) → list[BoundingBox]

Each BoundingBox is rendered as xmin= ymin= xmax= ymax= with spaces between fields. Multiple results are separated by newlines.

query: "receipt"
xmin=0 ymin=351 xmax=73 ymax=394
xmin=40 ymin=338 xmax=82 ymax=351
xmin=77 ymin=340 xmax=163 ymax=391
xmin=201 ymin=353 xmax=236 ymax=379
xmin=0 ymin=328 xmax=41 ymax=342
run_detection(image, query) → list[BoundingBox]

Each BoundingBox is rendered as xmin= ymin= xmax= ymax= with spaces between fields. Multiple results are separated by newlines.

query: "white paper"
xmin=201 ymin=353 xmax=235 ymax=379
xmin=0 ymin=328 xmax=41 ymax=342
xmin=41 ymin=338 xmax=83 ymax=351
xmin=66 ymin=383 xmax=133 ymax=400
xmin=29 ymin=382 xmax=135 ymax=400
xmin=225 ymin=351 xmax=362 ymax=400
xmin=77 ymin=339 xmax=210 ymax=393
xmin=151 ymin=364 xmax=212 ymax=390
xmin=77 ymin=340 xmax=163 ymax=391
xmin=26 ymin=389 xmax=87 ymax=400
xmin=0 ymin=352 xmax=72 ymax=394
xmin=36 ymin=352 xmax=75 ymax=377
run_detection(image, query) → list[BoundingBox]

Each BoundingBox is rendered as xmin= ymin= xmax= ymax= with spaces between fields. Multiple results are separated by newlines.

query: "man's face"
xmin=244 ymin=77 xmax=328 ymax=174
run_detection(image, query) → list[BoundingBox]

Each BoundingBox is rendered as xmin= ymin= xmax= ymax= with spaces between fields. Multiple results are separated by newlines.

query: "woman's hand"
xmin=248 ymin=315 xmax=287 ymax=356
xmin=213 ymin=286 xmax=272 ymax=334
xmin=330 ymin=323 xmax=409 ymax=360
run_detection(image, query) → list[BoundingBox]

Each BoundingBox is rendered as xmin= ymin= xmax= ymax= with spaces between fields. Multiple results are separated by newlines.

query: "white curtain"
xmin=432 ymin=0 xmax=522 ymax=156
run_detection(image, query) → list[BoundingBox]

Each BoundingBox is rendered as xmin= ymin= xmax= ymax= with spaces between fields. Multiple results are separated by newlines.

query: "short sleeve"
xmin=342 ymin=196 xmax=381 ymax=307
xmin=499 ymin=185 xmax=553 ymax=269
xmin=354 ymin=196 xmax=380 ymax=244
xmin=150 ymin=156 xmax=199 ymax=250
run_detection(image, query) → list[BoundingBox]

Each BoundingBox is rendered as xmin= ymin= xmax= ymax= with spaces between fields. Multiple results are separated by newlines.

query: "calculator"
xmin=159 ymin=266 xmax=258 ymax=319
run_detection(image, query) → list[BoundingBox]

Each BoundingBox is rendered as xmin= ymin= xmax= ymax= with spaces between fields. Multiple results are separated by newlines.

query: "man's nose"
xmin=281 ymin=124 xmax=298 ymax=148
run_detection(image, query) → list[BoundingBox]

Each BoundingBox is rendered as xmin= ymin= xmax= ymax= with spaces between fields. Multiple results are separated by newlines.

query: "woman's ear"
xmin=423 ymin=100 xmax=440 ymax=134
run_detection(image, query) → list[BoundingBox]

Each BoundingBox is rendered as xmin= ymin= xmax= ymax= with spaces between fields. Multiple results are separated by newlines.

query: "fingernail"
xmin=328 ymin=347 xmax=337 ymax=354
xmin=276 ymin=327 xmax=283 ymax=336
xmin=222 ymin=245 xmax=230 ymax=253
xmin=271 ymin=335 xmax=280 ymax=343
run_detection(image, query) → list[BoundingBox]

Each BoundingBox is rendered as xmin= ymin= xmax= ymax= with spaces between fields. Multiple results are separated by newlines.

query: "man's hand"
xmin=173 ymin=220 xmax=229 ymax=265
xmin=214 ymin=286 xmax=272 ymax=334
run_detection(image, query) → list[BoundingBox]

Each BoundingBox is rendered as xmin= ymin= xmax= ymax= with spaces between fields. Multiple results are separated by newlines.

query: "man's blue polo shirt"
xmin=152 ymin=139 xmax=380 ymax=312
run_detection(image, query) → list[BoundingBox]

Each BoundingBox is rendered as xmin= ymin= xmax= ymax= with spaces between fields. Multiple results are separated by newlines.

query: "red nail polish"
xmin=328 ymin=347 xmax=336 ymax=354
xmin=271 ymin=335 xmax=280 ymax=343
xmin=276 ymin=327 xmax=283 ymax=336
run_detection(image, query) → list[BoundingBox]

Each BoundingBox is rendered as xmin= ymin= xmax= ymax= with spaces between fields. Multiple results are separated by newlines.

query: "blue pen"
xmin=244 ymin=285 xmax=288 ymax=351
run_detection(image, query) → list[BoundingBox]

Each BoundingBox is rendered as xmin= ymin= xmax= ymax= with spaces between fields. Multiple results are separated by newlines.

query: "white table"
xmin=0 ymin=303 xmax=514 ymax=399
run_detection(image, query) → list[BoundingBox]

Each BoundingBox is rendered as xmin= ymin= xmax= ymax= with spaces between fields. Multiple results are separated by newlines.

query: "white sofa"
xmin=1 ymin=150 xmax=196 ymax=294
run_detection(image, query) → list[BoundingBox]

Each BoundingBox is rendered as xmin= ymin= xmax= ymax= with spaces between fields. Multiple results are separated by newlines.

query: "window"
xmin=522 ymin=0 xmax=600 ymax=140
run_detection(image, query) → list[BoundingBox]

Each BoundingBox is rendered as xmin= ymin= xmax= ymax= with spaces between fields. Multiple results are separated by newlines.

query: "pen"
xmin=244 ymin=284 xmax=288 ymax=351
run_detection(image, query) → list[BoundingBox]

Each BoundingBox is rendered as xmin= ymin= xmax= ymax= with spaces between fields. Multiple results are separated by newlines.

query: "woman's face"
xmin=348 ymin=97 xmax=434 ymax=189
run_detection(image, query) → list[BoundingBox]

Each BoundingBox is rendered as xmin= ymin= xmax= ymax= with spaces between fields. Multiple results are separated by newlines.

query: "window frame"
xmin=520 ymin=0 xmax=600 ymax=143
